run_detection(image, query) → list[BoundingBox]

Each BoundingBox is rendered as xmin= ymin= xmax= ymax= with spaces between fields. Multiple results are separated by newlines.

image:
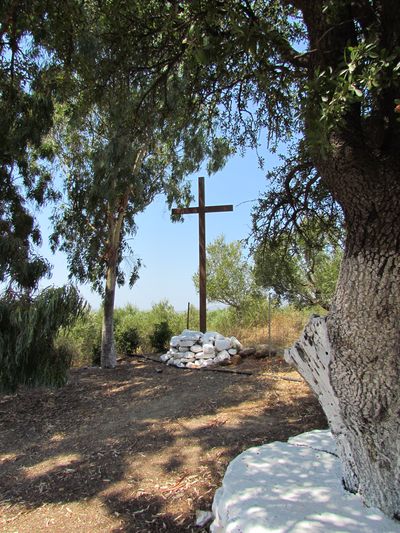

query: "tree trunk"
xmin=286 ymin=165 xmax=400 ymax=519
xmin=100 ymin=205 xmax=125 ymax=369
xmin=101 ymin=254 xmax=118 ymax=369
xmin=99 ymin=152 xmax=145 ymax=369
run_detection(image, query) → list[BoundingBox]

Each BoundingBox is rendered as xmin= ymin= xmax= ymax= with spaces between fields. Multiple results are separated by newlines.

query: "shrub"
xmin=91 ymin=329 xmax=102 ymax=366
xmin=0 ymin=285 xmax=85 ymax=392
xmin=116 ymin=326 xmax=140 ymax=356
xmin=59 ymin=309 xmax=103 ymax=367
xmin=149 ymin=321 xmax=172 ymax=352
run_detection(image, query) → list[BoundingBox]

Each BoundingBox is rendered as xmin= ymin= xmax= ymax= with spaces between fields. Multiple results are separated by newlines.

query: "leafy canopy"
xmin=0 ymin=0 xmax=84 ymax=292
xmin=254 ymin=218 xmax=343 ymax=310
xmin=50 ymin=0 xmax=232 ymax=294
xmin=193 ymin=235 xmax=262 ymax=310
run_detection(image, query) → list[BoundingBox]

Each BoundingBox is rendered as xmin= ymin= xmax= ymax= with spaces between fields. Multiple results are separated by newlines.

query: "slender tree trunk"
xmin=101 ymin=251 xmax=118 ymax=368
xmin=100 ymin=199 xmax=127 ymax=369
xmin=100 ymin=151 xmax=145 ymax=369
xmin=286 ymin=163 xmax=400 ymax=518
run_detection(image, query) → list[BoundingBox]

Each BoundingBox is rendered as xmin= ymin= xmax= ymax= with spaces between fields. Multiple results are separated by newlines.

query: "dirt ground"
xmin=0 ymin=355 xmax=327 ymax=532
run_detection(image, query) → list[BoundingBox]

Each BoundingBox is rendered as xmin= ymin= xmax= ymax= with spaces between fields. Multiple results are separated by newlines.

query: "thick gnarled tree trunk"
xmin=286 ymin=163 xmax=400 ymax=518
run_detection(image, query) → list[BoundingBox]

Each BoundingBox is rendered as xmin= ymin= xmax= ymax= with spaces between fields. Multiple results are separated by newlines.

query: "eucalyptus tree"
xmin=175 ymin=0 xmax=400 ymax=518
xmin=51 ymin=1 xmax=230 ymax=368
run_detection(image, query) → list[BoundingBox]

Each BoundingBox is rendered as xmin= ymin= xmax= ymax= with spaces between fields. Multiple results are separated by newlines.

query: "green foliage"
xmin=50 ymin=2 xmax=233 ymax=298
xmin=147 ymin=300 xmax=186 ymax=336
xmin=59 ymin=308 xmax=102 ymax=367
xmin=193 ymin=235 xmax=262 ymax=311
xmin=0 ymin=1 xmax=83 ymax=292
xmin=149 ymin=321 xmax=173 ymax=353
xmin=64 ymin=301 xmax=186 ymax=361
xmin=0 ymin=286 xmax=85 ymax=392
xmin=306 ymin=25 xmax=400 ymax=149
xmin=116 ymin=326 xmax=141 ymax=356
xmin=0 ymin=13 xmax=53 ymax=291
xmin=254 ymin=218 xmax=343 ymax=310
xmin=61 ymin=297 xmax=325 ymax=365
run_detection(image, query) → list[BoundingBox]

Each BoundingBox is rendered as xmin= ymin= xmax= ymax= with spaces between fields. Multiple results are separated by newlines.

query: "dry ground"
xmin=0 ymin=355 xmax=327 ymax=532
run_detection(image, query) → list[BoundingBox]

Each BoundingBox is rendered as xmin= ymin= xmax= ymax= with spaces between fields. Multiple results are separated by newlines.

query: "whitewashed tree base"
xmin=210 ymin=430 xmax=400 ymax=533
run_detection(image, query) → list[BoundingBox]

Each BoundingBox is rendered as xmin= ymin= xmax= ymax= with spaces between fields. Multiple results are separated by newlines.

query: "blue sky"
xmin=37 ymin=142 xmax=282 ymax=311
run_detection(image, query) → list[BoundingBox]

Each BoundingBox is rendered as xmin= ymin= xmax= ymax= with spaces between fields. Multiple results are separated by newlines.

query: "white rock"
xmin=196 ymin=353 xmax=215 ymax=359
xmin=180 ymin=330 xmax=202 ymax=341
xmin=230 ymin=336 xmax=243 ymax=351
xmin=190 ymin=344 xmax=203 ymax=353
xmin=215 ymin=338 xmax=231 ymax=352
xmin=162 ymin=333 xmax=243 ymax=370
xmin=215 ymin=350 xmax=230 ymax=363
xmin=211 ymin=430 xmax=400 ymax=533
xmin=170 ymin=336 xmax=180 ymax=347
xmin=203 ymin=332 xmax=218 ymax=344
xmin=179 ymin=337 xmax=196 ymax=347
xmin=201 ymin=359 xmax=215 ymax=367
xmin=180 ymin=354 xmax=195 ymax=362
xmin=203 ymin=343 xmax=215 ymax=355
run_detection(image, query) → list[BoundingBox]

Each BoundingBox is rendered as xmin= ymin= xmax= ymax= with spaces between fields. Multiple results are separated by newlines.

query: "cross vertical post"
xmin=171 ymin=177 xmax=233 ymax=333
xmin=198 ymin=177 xmax=207 ymax=333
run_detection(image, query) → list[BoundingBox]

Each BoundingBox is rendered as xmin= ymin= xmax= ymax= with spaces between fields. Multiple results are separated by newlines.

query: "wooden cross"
xmin=172 ymin=176 xmax=233 ymax=333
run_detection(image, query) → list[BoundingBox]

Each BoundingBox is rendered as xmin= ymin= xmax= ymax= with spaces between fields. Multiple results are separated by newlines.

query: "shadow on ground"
xmin=0 ymin=356 xmax=327 ymax=532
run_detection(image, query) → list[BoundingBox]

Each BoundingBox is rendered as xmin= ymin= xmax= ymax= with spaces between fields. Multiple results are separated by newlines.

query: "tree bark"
xmin=101 ymin=252 xmax=118 ymax=368
xmin=328 ymin=230 xmax=400 ymax=518
xmin=286 ymin=163 xmax=400 ymax=519
xmin=100 ymin=151 xmax=145 ymax=369
xmin=100 ymin=195 xmax=128 ymax=369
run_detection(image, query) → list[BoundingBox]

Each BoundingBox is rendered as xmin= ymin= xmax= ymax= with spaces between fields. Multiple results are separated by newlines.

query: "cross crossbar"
xmin=172 ymin=205 xmax=233 ymax=215
xmin=171 ymin=176 xmax=233 ymax=332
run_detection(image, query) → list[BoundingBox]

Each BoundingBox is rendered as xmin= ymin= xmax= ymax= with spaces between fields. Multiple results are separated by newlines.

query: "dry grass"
xmin=236 ymin=308 xmax=313 ymax=352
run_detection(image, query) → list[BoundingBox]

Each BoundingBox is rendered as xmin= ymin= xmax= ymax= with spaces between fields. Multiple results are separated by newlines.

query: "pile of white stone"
xmin=160 ymin=329 xmax=242 ymax=369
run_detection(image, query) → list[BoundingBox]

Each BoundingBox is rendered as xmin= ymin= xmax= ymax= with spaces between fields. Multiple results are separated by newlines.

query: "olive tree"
xmin=193 ymin=235 xmax=262 ymax=311
xmin=179 ymin=0 xmax=400 ymax=518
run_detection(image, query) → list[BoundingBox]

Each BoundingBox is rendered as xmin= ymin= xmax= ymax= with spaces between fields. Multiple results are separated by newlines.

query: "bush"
xmin=91 ymin=329 xmax=102 ymax=366
xmin=116 ymin=326 xmax=140 ymax=356
xmin=149 ymin=321 xmax=172 ymax=352
xmin=0 ymin=285 xmax=85 ymax=392
xmin=59 ymin=309 xmax=103 ymax=367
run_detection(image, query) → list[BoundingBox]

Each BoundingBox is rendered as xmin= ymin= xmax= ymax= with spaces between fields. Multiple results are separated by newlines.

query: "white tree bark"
xmin=284 ymin=316 xmax=359 ymax=493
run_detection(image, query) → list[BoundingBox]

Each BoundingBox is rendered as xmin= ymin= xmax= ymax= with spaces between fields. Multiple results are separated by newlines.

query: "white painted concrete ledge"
xmin=211 ymin=430 xmax=400 ymax=533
